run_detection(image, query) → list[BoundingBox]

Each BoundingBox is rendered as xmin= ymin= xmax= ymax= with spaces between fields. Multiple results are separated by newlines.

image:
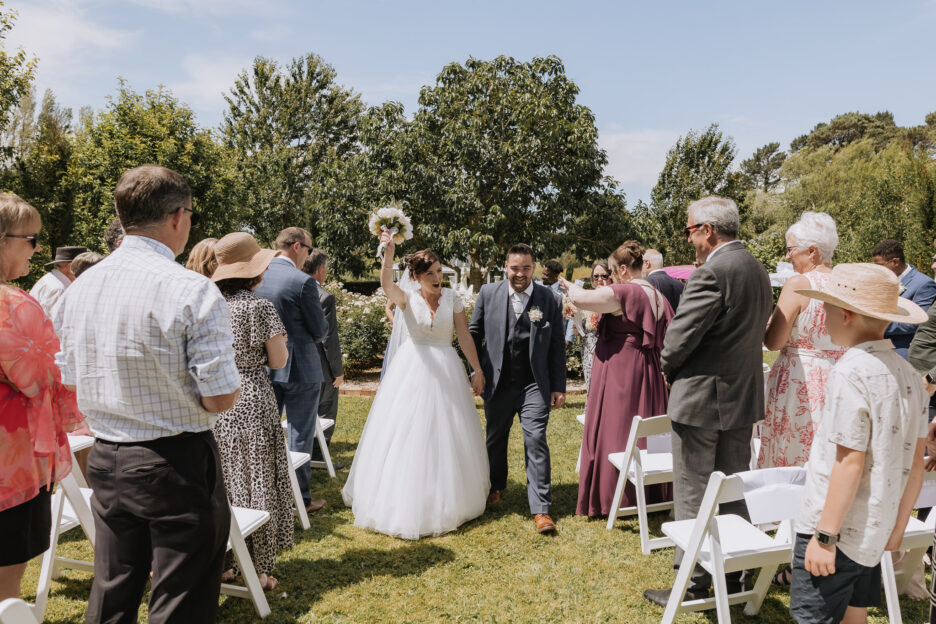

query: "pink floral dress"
xmin=0 ymin=286 xmax=83 ymax=512
xmin=757 ymin=271 xmax=847 ymax=468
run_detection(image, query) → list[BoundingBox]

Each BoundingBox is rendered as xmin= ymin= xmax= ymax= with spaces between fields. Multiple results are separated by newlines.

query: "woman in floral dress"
xmin=758 ymin=211 xmax=846 ymax=469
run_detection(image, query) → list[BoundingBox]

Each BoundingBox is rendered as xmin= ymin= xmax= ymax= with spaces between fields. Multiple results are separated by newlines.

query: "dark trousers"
xmin=671 ymin=421 xmax=753 ymax=590
xmin=274 ymin=381 xmax=321 ymax=503
xmin=484 ymin=380 xmax=551 ymax=514
xmin=85 ymin=431 xmax=230 ymax=624
xmin=317 ymin=378 xmax=339 ymax=449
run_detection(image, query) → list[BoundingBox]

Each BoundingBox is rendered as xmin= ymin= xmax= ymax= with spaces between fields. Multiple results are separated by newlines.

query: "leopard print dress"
xmin=213 ymin=289 xmax=294 ymax=576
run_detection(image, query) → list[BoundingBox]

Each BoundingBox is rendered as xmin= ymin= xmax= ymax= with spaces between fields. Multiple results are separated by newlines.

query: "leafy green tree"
xmin=69 ymin=81 xmax=243 ymax=252
xmin=398 ymin=55 xmax=622 ymax=288
xmin=0 ymin=3 xmax=35 ymax=154
xmin=221 ymin=53 xmax=364 ymax=249
xmin=791 ymin=111 xmax=900 ymax=152
xmin=740 ymin=142 xmax=786 ymax=192
xmin=639 ymin=124 xmax=742 ymax=264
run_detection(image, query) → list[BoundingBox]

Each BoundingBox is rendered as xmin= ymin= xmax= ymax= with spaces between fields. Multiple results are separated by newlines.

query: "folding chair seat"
xmin=605 ymin=415 xmax=674 ymax=555
xmin=880 ymin=468 xmax=936 ymax=624
xmin=281 ymin=417 xmax=336 ymax=478
xmin=659 ymin=467 xmax=805 ymax=624
xmin=221 ymin=505 xmax=272 ymax=618
xmin=0 ymin=598 xmax=36 ymax=624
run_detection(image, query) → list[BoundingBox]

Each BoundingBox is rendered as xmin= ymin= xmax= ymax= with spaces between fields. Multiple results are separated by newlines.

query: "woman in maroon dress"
xmin=561 ymin=241 xmax=673 ymax=517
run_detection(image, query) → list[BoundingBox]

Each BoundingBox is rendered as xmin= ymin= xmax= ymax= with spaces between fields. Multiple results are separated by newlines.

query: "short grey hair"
xmin=687 ymin=196 xmax=739 ymax=239
xmin=786 ymin=211 xmax=838 ymax=265
xmin=644 ymin=249 xmax=664 ymax=269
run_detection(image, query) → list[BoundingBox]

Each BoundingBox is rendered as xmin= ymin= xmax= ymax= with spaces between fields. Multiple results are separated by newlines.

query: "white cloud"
xmin=170 ymin=54 xmax=253 ymax=126
xmin=6 ymin=0 xmax=139 ymax=99
xmin=598 ymin=126 xmax=679 ymax=189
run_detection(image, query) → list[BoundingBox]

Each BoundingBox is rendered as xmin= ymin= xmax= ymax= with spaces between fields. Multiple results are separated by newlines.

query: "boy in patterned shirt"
xmin=789 ymin=263 xmax=930 ymax=624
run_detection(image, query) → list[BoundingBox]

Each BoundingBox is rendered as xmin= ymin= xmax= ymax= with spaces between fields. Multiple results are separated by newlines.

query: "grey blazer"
xmin=660 ymin=242 xmax=772 ymax=430
xmin=316 ymin=285 xmax=343 ymax=382
xmin=469 ymin=280 xmax=567 ymax=404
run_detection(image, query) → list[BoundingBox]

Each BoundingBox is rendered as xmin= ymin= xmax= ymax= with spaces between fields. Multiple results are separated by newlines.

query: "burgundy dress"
xmin=576 ymin=282 xmax=674 ymax=517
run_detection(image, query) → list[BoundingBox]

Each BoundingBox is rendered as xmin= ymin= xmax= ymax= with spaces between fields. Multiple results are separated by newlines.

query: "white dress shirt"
xmin=55 ymin=235 xmax=241 ymax=442
xmin=510 ymin=282 xmax=534 ymax=320
xmin=703 ymin=239 xmax=742 ymax=264
xmin=30 ymin=268 xmax=71 ymax=316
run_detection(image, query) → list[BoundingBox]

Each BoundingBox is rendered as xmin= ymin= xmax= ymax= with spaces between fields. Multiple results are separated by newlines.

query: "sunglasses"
xmin=683 ymin=223 xmax=703 ymax=237
xmin=592 ymin=273 xmax=611 ymax=281
xmin=298 ymin=242 xmax=312 ymax=251
xmin=6 ymin=234 xmax=39 ymax=248
xmin=182 ymin=207 xmax=201 ymax=226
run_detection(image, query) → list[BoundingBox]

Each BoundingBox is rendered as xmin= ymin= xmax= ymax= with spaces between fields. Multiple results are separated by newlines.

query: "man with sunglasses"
xmin=255 ymin=227 xmax=329 ymax=514
xmin=29 ymin=245 xmax=88 ymax=316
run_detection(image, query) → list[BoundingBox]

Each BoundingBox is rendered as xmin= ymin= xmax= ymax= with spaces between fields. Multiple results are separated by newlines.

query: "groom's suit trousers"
xmin=485 ymin=379 xmax=551 ymax=514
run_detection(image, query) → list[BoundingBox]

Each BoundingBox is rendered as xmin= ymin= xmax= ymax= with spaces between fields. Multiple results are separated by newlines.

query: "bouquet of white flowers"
xmin=368 ymin=203 xmax=414 ymax=258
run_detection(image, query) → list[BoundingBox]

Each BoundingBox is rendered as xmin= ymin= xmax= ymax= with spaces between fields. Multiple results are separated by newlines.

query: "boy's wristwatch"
xmin=815 ymin=530 xmax=839 ymax=546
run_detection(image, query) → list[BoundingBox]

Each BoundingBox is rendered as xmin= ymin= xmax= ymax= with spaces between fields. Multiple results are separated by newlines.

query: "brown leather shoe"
xmin=305 ymin=498 xmax=327 ymax=514
xmin=486 ymin=490 xmax=502 ymax=505
xmin=534 ymin=513 xmax=556 ymax=534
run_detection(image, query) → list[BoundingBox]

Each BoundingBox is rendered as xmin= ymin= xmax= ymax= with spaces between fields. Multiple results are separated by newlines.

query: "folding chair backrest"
xmin=915 ymin=468 xmax=936 ymax=509
xmin=735 ymin=466 xmax=806 ymax=526
xmin=635 ymin=414 xmax=672 ymax=454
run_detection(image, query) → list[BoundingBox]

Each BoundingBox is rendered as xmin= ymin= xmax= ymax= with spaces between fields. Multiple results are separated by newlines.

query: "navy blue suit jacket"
xmin=468 ymin=280 xmax=566 ymax=405
xmin=255 ymin=257 xmax=329 ymax=384
xmin=886 ymin=265 xmax=936 ymax=357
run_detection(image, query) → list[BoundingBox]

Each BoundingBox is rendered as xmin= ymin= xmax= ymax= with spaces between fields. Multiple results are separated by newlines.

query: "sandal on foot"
xmin=221 ymin=569 xmax=236 ymax=583
xmin=772 ymin=567 xmax=792 ymax=586
xmin=259 ymin=574 xmax=279 ymax=592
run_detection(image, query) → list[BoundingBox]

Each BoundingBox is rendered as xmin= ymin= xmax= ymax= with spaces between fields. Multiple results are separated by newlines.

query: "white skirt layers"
xmin=342 ymin=339 xmax=490 ymax=539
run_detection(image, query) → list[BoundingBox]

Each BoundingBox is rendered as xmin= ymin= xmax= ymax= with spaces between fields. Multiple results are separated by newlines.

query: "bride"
xmin=342 ymin=231 xmax=490 ymax=539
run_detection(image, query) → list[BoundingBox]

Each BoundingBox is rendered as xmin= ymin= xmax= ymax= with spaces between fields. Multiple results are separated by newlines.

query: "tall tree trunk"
xmin=469 ymin=262 xmax=483 ymax=292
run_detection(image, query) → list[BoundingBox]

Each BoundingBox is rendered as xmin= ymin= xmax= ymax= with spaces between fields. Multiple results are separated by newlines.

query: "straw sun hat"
xmin=795 ymin=262 xmax=928 ymax=324
xmin=211 ymin=232 xmax=276 ymax=282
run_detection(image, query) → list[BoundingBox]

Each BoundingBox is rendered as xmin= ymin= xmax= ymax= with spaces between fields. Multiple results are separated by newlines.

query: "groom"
xmin=469 ymin=243 xmax=566 ymax=534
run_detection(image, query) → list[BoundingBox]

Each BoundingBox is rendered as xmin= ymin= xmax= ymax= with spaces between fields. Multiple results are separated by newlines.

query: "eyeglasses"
xmin=683 ymin=223 xmax=703 ymax=237
xmin=785 ymin=245 xmax=798 ymax=253
xmin=5 ymin=234 xmax=39 ymax=248
xmin=182 ymin=207 xmax=200 ymax=227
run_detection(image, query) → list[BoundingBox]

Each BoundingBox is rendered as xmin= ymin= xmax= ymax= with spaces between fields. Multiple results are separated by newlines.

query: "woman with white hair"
xmin=759 ymin=211 xmax=846 ymax=476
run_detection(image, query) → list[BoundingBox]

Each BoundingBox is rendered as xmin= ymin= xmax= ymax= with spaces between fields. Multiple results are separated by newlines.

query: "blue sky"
xmin=7 ymin=0 xmax=936 ymax=204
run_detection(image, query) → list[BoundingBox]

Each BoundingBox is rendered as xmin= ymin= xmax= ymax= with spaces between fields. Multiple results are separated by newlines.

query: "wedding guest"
xmin=186 ymin=236 xmax=219 ymax=277
xmin=872 ymin=239 xmax=936 ymax=359
xmin=303 ymin=249 xmax=344 ymax=462
xmin=211 ymin=233 xmax=292 ymax=592
xmin=789 ymin=263 xmax=928 ymax=624
xmin=56 ymin=165 xmax=241 ymax=622
xmin=255 ymin=227 xmax=329 ymax=514
xmin=642 ymin=248 xmax=684 ymax=312
xmin=0 ymin=193 xmax=82 ymax=601
xmin=104 ymin=217 xmax=124 ymax=251
xmin=931 ymin=252 xmax=936 ymax=279
xmin=580 ymin=260 xmax=611 ymax=391
xmin=562 ymin=241 xmax=673 ymax=517
xmin=644 ymin=196 xmax=772 ymax=607
xmin=70 ymin=251 xmax=105 ymax=278
xmin=759 ymin=212 xmax=846 ymax=472
xmin=29 ymin=245 xmax=88 ymax=316
xmin=540 ymin=259 xmax=574 ymax=346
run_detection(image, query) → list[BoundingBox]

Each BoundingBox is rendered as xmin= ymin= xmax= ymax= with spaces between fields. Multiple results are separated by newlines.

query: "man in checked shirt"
xmin=57 ymin=164 xmax=241 ymax=623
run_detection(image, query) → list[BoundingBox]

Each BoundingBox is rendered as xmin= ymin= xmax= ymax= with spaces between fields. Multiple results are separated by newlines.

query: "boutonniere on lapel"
xmin=527 ymin=307 xmax=543 ymax=323
xmin=899 ymin=282 xmax=907 ymax=295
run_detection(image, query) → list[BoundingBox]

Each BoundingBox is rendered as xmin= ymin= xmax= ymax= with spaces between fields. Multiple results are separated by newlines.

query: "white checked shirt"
xmin=55 ymin=235 xmax=241 ymax=442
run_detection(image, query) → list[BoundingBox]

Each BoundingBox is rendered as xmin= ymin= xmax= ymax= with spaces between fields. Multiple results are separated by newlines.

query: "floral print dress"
xmin=757 ymin=271 xmax=847 ymax=468
xmin=0 ymin=286 xmax=83 ymax=512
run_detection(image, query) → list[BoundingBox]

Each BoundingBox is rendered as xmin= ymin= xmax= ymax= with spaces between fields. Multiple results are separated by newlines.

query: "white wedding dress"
xmin=342 ymin=287 xmax=490 ymax=539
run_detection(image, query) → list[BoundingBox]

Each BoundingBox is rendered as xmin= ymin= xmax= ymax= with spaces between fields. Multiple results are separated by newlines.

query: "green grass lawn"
xmin=24 ymin=394 xmax=929 ymax=623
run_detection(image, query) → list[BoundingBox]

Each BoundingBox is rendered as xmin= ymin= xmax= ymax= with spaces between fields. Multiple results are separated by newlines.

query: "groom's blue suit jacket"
xmin=886 ymin=265 xmax=936 ymax=358
xmin=469 ymin=279 xmax=566 ymax=404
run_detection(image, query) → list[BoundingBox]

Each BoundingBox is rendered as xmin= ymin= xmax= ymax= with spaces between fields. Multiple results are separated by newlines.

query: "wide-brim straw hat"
xmin=211 ymin=232 xmax=276 ymax=282
xmin=796 ymin=262 xmax=928 ymax=324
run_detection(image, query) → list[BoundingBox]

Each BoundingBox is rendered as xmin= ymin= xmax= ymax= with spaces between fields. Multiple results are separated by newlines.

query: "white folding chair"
xmin=221 ymin=505 xmax=272 ymax=619
xmin=575 ymin=413 xmax=586 ymax=473
xmin=66 ymin=434 xmax=94 ymax=488
xmin=0 ymin=598 xmax=36 ymax=624
xmin=659 ymin=467 xmax=805 ymax=624
xmin=881 ymin=469 xmax=936 ymax=624
xmin=281 ymin=416 xmax=336 ymax=478
xmin=605 ymin=415 xmax=674 ymax=555
xmin=279 ymin=421 xmax=311 ymax=530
